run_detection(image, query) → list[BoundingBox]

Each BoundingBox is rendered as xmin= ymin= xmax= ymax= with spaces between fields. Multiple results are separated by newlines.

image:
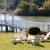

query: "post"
xmin=16 ymin=28 xmax=17 ymax=33
xmin=6 ymin=26 xmax=8 ymax=32
xmin=0 ymin=14 xmax=3 ymax=33
xmin=1 ymin=15 xmax=3 ymax=33
xmin=12 ymin=14 xmax=14 ymax=32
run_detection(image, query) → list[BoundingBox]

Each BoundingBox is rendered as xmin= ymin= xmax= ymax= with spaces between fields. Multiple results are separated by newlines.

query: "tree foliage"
xmin=30 ymin=0 xmax=45 ymax=6
xmin=43 ymin=0 xmax=50 ymax=10
xmin=0 ymin=0 xmax=5 ymax=9
xmin=29 ymin=27 xmax=40 ymax=35
xmin=17 ymin=1 xmax=30 ymax=15
xmin=14 ymin=0 xmax=50 ymax=16
xmin=29 ymin=2 xmax=38 ymax=15
xmin=17 ymin=1 xmax=30 ymax=9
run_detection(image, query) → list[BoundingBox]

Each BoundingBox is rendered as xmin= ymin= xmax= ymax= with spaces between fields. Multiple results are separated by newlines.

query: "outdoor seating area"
xmin=12 ymin=30 xmax=50 ymax=45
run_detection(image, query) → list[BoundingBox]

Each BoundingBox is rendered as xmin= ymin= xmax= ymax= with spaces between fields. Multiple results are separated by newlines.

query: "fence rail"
xmin=0 ymin=20 xmax=50 ymax=32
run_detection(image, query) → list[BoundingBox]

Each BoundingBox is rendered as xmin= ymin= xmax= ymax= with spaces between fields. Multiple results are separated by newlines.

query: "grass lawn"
xmin=0 ymin=32 xmax=50 ymax=50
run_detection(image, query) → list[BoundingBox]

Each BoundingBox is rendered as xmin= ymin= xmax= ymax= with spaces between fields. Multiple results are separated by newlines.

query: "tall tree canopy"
xmin=30 ymin=0 xmax=46 ymax=6
xmin=43 ymin=0 xmax=50 ymax=10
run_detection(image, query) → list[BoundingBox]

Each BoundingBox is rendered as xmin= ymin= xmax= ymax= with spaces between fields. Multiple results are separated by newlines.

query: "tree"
xmin=0 ymin=0 xmax=5 ymax=9
xmin=9 ymin=0 xmax=19 ymax=10
xmin=42 ymin=0 xmax=50 ymax=15
xmin=17 ymin=1 xmax=30 ymax=15
xmin=29 ymin=2 xmax=37 ymax=15
xmin=30 ymin=0 xmax=46 ymax=7
xmin=14 ymin=0 xmax=19 ymax=8
xmin=43 ymin=0 xmax=50 ymax=10
xmin=21 ymin=0 xmax=29 ymax=2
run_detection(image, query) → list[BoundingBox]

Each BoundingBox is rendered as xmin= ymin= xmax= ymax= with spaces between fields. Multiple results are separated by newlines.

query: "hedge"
xmin=29 ymin=27 xmax=40 ymax=35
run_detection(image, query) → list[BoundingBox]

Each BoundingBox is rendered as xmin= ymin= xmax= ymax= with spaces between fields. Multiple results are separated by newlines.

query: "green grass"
xmin=0 ymin=32 xmax=50 ymax=50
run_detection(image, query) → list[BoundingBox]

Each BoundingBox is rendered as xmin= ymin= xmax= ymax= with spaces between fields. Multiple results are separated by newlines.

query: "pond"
xmin=15 ymin=16 xmax=50 ymax=22
xmin=0 ymin=14 xmax=50 ymax=22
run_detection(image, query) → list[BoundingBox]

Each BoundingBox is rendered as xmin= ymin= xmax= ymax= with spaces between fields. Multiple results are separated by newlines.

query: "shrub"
xmin=13 ymin=8 xmax=22 ymax=15
xmin=29 ymin=27 xmax=40 ymax=35
xmin=17 ymin=1 xmax=30 ymax=15
xmin=29 ymin=2 xmax=38 ymax=16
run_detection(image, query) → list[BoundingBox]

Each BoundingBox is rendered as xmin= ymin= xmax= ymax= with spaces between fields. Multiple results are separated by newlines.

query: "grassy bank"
xmin=0 ymin=32 xmax=50 ymax=50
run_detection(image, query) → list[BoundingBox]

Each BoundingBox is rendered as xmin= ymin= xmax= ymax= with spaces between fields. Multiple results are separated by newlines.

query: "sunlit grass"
xmin=0 ymin=32 xmax=50 ymax=50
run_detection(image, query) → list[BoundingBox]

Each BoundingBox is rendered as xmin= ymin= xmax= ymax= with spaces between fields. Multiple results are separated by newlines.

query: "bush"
xmin=14 ymin=8 xmax=22 ymax=15
xmin=29 ymin=27 xmax=40 ymax=35
xmin=17 ymin=1 xmax=30 ymax=15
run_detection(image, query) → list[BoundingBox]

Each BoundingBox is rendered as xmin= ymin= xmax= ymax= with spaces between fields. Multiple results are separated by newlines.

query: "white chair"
xmin=31 ymin=32 xmax=50 ymax=45
xmin=31 ymin=34 xmax=41 ymax=45
xmin=26 ymin=36 xmax=35 ymax=42
xmin=13 ymin=36 xmax=22 ymax=42
xmin=11 ymin=32 xmax=22 ymax=43
xmin=44 ymin=32 xmax=50 ymax=41
xmin=20 ymin=29 xmax=27 ymax=41
xmin=40 ymin=32 xmax=50 ymax=42
xmin=12 ymin=29 xmax=27 ymax=42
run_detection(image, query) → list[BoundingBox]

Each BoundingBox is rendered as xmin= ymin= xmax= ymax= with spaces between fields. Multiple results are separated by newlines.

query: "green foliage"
xmin=43 ymin=0 xmax=50 ymax=10
xmin=29 ymin=26 xmax=40 ymax=35
xmin=0 ymin=5 xmax=5 ymax=9
xmin=14 ymin=0 xmax=50 ymax=16
xmin=14 ymin=8 xmax=22 ymax=15
xmin=0 ymin=0 xmax=5 ymax=9
xmin=29 ymin=2 xmax=38 ymax=15
xmin=17 ymin=1 xmax=30 ymax=15
xmin=31 ymin=0 xmax=45 ymax=6
xmin=18 ymin=1 xmax=30 ymax=9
